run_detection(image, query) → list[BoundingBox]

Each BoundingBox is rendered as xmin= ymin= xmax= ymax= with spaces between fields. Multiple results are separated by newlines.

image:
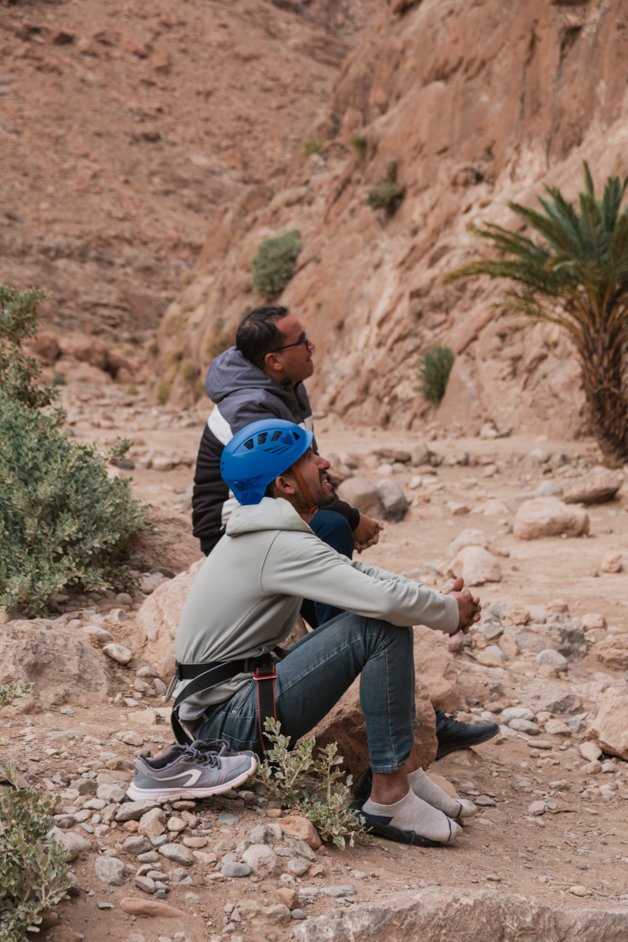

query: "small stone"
xmin=95 ymin=855 xmax=127 ymax=886
xmin=117 ymin=730 xmax=145 ymax=747
xmin=509 ymin=719 xmax=539 ymax=735
xmin=116 ymin=801 xmax=159 ymax=823
xmin=120 ymin=898 xmax=186 ymax=918
xmin=138 ymin=807 xmax=167 ymax=837
xmin=82 ymin=625 xmax=114 ymax=645
xmin=49 ymin=828 xmax=92 ymax=861
xmin=159 ymin=843 xmax=194 ymax=866
xmin=241 ymin=844 xmax=279 ymax=876
xmin=475 ymin=795 xmax=497 ymax=807
xmin=279 ymin=815 xmax=322 ymax=850
xmin=536 ymin=649 xmax=568 ymax=672
xmin=103 ymin=642 xmax=133 ymax=665
xmin=600 ymin=551 xmax=623 ymax=573
xmin=221 ymin=861 xmax=251 ymax=878
xmin=135 ymin=875 xmax=156 ymax=894
xmin=568 ymin=884 xmax=591 ymax=897
xmin=527 ymin=801 xmax=546 ymax=816
xmin=97 ymin=783 xmax=126 ymax=803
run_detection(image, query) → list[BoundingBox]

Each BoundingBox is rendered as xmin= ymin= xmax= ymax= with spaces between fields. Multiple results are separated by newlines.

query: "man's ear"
xmin=264 ymin=351 xmax=282 ymax=375
xmin=273 ymin=473 xmax=296 ymax=498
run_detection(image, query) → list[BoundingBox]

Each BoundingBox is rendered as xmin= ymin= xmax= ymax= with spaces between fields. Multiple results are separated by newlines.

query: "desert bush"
xmin=0 ymin=391 xmax=149 ymax=615
xmin=303 ymin=139 xmax=323 ymax=157
xmin=155 ymin=378 xmax=172 ymax=405
xmin=447 ymin=162 xmax=628 ymax=461
xmin=205 ymin=327 xmax=233 ymax=362
xmin=0 ymin=684 xmax=32 ymax=708
xmin=0 ymin=772 xmax=72 ymax=941
xmin=419 ymin=345 xmax=455 ymax=405
xmin=351 ymin=135 xmax=368 ymax=157
xmin=256 ymin=718 xmax=367 ymax=849
xmin=0 ymin=286 xmax=54 ymax=409
xmin=251 ymin=230 xmax=301 ymax=300
xmin=367 ymin=160 xmax=405 ymax=216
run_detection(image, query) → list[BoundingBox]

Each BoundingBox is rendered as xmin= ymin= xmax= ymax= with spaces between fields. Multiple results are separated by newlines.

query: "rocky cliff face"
xmin=0 ymin=0 xmax=376 ymax=346
xmin=157 ymin=0 xmax=627 ymax=439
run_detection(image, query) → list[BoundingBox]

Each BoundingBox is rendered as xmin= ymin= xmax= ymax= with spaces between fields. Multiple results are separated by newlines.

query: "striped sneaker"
xmin=126 ymin=739 xmax=257 ymax=802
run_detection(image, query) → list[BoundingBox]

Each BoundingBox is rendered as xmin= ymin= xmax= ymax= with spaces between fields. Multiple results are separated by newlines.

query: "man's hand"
xmin=353 ymin=513 xmax=383 ymax=553
xmin=447 ymin=575 xmax=481 ymax=633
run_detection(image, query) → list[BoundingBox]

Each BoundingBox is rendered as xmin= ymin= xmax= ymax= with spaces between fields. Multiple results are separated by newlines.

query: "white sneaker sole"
xmin=125 ymin=759 xmax=257 ymax=803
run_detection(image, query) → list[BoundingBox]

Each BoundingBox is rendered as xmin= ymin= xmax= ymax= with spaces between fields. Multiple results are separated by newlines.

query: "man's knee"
xmin=310 ymin=509 xmax=354 ymax=558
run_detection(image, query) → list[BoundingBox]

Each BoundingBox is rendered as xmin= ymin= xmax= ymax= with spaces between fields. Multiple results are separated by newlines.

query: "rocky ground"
xmin=1 ymin=379 xmax=628 ymax=942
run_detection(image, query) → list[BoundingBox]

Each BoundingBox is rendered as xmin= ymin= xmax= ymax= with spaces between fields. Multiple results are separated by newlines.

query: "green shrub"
xmin=351 ymin=135 xmax=368 ymax=157
xmin=257 ymin=719 xmax=368 ymax=849
xmin=251 ymin=230 xmax=301 ymax=300
xmin=0 ymin=392 xmax=149 ymax=615
xmin=303 ymin=139 xmax=323 ymax=157
xmin=155 ymin=378 xmax=171 ymax=405
xmin=0 ymin=772 xmax=72 ymax=940
xmin=0 ymin=286 xmax=54 ymax=409
xmin=0 ymin=684 xmax=32 ymax=708
xmin=419 ymin=345 xmax=455 ymax=405
xmin=367 ymin=159 xmax=405 ymax=216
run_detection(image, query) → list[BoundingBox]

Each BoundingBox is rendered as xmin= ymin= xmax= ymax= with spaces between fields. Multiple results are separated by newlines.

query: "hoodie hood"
xmin=205 ymin=348 xmax=277 ymax=403
xmin=226 ymin=497 xmax=311 ymax=537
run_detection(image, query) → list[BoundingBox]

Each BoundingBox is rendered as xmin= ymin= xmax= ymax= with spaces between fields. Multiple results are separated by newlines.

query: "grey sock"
xmin=408 ymin=768 xmax=477 ymax=820
xmin=362 ymin=789 xmax=461 ymax=844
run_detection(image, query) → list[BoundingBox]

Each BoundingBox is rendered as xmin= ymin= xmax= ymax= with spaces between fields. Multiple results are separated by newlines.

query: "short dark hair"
xmin=236 ymin=306 xmax=289 ymax=369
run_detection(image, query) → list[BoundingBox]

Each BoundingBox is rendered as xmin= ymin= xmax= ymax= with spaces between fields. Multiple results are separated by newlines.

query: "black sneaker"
xmin=436 ymin=715 xmax=499 ymax=759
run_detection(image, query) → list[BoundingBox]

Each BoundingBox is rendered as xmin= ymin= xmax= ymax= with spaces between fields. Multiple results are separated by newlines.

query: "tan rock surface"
xmin=513 ymin=497 xmax=589 ymax=540
xmin=592 ymin=688 xmax=628 ymax=761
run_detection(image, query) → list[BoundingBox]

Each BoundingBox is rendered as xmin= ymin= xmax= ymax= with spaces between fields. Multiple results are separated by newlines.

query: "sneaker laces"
xmin=184 ymin=740 xmax=223 ymax=767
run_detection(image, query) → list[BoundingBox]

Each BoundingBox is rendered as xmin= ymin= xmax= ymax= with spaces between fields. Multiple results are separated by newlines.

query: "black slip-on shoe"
xmin=436 ymin=716 xmax=499 ymax=759
xmin=351 ymin=799 xmax=441 ymax=847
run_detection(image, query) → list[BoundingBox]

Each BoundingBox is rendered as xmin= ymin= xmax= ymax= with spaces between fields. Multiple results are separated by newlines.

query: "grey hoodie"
xmin=175 ymin=497 xmax=459 ymax=716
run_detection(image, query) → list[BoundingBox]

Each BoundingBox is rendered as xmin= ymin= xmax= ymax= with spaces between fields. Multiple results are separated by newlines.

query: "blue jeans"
xmin=196 ymin=612 xmax=416 ymax=773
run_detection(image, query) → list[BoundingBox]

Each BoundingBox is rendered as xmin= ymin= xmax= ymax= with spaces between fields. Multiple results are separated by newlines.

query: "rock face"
xmin=293 ymin=888 xmax=628 ymax=942
xmin=157 ymin=0 xmax=627 ymax=443
xmin=513 ymin=498 xmax=589 ymax=540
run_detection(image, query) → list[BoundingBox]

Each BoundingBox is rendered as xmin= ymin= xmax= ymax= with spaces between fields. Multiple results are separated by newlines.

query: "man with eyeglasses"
xmin=192 ymin=305 xmax=382 ymax=572
xmin=191 ymin=306 xmax=499 ymax=760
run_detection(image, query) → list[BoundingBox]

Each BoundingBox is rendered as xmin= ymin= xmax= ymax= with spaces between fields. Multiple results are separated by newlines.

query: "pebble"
xmin=527 ymin=801 xmax=546 ymax=816
xmin=103 ymin=642 xmax=133 ymax=665
xmin=509 ymin=719 xmax=540 ymax=735
xmin=159 ymin=843 xmax=194 ymax=866
xmin=120 ymin=898 xmax=186 ymax=918
xmin=117 ymin=730 xmax=145 ymax=747
xmin=94 ymin=855 xmax=127 ymax=885
xmin=241 ymin=844 xmax=279 ymax=875
xmin=221 ymin=861 xmax=252 ymax=878
xmin=568 ymin=884 xmax=591 ymax=897
xmin=475 ymin=795 xmax=497 ymax=807
xmin=116 ymin=801 xmax=158 ymax=822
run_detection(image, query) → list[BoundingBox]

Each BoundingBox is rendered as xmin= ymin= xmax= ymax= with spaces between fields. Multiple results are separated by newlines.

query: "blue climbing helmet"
xmin=220 ymin=418 xmax=314 ymax=505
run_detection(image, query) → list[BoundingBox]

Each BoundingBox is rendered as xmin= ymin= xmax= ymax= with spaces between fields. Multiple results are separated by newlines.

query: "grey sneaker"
xmin=126 ymin=739 xmax=258 ymax=802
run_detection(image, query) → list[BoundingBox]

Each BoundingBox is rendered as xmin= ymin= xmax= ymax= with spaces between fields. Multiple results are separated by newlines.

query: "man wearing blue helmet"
xmin=192 ymin=305 xmax=498 ymax=759
xmin=170 ymin=419 xmax=484 ymax=847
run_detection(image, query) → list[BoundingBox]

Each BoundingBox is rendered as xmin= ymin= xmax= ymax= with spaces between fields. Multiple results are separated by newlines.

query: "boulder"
xmin=562 ymin=468 xmax=623 ymax=504
xmin=336 ymin=477 xmax=384 ymax=518
xmin=293 ymin=888 xmax=628 ymax=942
xmin=311 ymin=677 xmax=437 ymax=776
xmin=601 ymin=551 xmax=623 ymax=573
xmin=593 ymin=636 xmax=628 ymax=671
xmin=376 ymin=479 xmax=409 ymax=522
xmin=450 ymin=546 xmax=502 ymax=585
xmin=136 ymin=559 xmax=203 ymax=678
xmin=0 ymin=621 xmax=109 ymax=708
xmin=592 ymin=687 xmax=628 ymax=760
xmin=413 ymin=626 xmax=466 ymax=712
xmin=513 ymin=498 xmax=589 ymax=540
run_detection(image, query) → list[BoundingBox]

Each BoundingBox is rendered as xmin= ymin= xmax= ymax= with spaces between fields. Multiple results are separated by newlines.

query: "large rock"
xmin=311 ymin=677 xmax=437 ymax=776
xmin=413 ymin=626 xmax=466 ymax=712
xmin=136 ymin=559 xmax=203 ymax=678
xmin=376 ymin=479 xmax=409 ymax=522
xmin=562 ymin=467 xmax=623 ymax=504
xmin=0 ymin=621 xmax=109 ymax=708
xmin=336 ymin=477 xmax=384 ymax=518
xmin=449 ymin=546 xmax=502 ymax=586
xmin=513 ymin=498 xmax=589 ymax=540
xmin=593 ymin=636 xmax=628 ymax=671
xmin=592 ymin=688 xmax=628 ymax=760
xmin=294 ymin=888 xmax=628 ymax=942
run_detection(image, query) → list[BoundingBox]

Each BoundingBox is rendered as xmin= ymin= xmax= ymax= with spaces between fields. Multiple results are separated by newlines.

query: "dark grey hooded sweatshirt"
xmin=191 ymin=347 xmax=359 ymax=553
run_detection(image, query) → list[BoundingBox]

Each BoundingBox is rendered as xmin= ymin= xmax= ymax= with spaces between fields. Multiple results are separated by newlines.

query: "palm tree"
xmin=447 ymin=163 xmax=628 ymax=462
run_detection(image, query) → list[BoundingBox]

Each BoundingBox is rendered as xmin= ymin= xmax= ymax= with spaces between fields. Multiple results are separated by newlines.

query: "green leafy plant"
xmin=419 ymin=345 xmax=455 ymax=405
xmin=0 ymin=285 xmax=150 ymax=616
xmin=256 ymin=718 xmax=367 ymax=849
xmin=0 ymin=772 xmax=72 ymax=940
xmin=367 ymin=160 xmax=405 ymax=216
xmin=446 ymin=162 xmax=628 ymax=461
xmin=303 ymin=139 xmax=323 ymax=158
xmin=351 ymin=135 xmax=368 ymax=157
xmin=251 ymin=230 xmax=301 ymax=300
xmin=0 ymin=286 xmax=54 ymax=409
xmin=0 ymin=684 xmax=32 ymax=708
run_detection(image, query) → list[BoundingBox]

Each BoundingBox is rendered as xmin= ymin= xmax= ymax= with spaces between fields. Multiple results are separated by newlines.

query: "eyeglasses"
xmin=275 ymin=334 xmax=314 ymax=352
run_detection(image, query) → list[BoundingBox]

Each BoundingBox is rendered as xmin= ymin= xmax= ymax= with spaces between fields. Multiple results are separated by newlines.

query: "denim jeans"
xmin=196 ymin=611 xmax=416 ymax=773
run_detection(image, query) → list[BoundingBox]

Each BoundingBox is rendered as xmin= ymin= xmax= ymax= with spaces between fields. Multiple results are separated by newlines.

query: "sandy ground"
xmin=2 ymin=382 xmax=627 ymax=941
